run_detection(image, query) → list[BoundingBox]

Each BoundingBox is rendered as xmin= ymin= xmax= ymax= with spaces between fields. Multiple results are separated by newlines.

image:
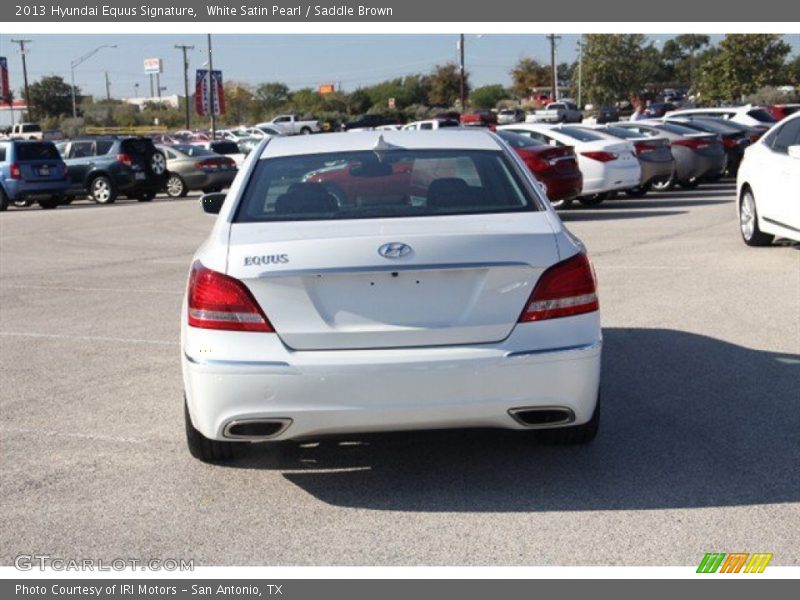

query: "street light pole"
xmin=459 ymin=33 xmax=466 ymax=112
xmin=11 ymin=39 xmax=33 ymax=121
xmin=70 ymin=44 xmax=117 ymax=118
xmin=175 ymin=44 xmax=194 ymax=130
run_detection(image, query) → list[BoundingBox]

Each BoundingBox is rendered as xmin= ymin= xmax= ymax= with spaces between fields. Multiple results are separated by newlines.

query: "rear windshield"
xmin=556 ymin=127 xmax=604 ymax=142
xmin=16 ymin=143 xmax=60 ymax=161
xmin=601 ymin=126 xmax=641 ymax=139
xmin=172 ymin=144 xmax=214 ymax=157
xmin=497 ymin=130 xmax=546 ymax=149
xmin=120 ymin=138 xmax=156 ymax=155
xmin=650 ymin=121 xmax=700 ymax=136
xmin=210 ymin=141 xmax=240 ymax=155
xmin=747 ymin=109 xmax=777 ymax=123
xmin=676 ymin=119 xmax=736 ymax=134
xmin=235 ymin=149 xmax=536 ymax=223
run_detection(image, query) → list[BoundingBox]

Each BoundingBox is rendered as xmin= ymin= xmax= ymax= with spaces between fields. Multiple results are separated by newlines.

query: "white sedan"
xmin=736 ymin=112 xmax=800 ymax=245
xmin=499 ymin=123 xmax=641 ymax=206
xmin=181 ymin=130 xmax=602 ymax=462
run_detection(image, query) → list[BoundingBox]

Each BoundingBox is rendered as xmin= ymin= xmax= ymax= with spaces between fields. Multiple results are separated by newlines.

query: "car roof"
xmin=259 ymin=130 xmax=502 ymax=159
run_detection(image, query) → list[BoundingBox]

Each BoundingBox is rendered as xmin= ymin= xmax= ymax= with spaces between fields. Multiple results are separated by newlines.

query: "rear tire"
xmin=535 ymin=395 xmax=600 ymax=445
xmin=678 ymin=178 xmax=699 ymax=190
xmin=739 ymin=188 xmax=773 ymax=247
xmin=550 ymin=197 xmax=574 ymax=210
xmin=0 ymin=188 xmax=8 ymax=211
xmin=37 ymin=196 xmax=60 ymax=210
xmin=166 ymin=174 xmax=188 ymax=198
xmin=651 ymin=174 xmax=675 ymax=192
xmin=300 ymin=127 xmax=312 ymax=135
xmin=625 ymin=184 xmax=649 ymax=198
xmin=89 ymin=175 xmax=116 ymax=204
xmin=578 ymin=193 xmax=607 ymax=207
xmin=137 ymin=192 xmax=155 ymax=202
xmin=184 ymin=397 xmax=241 ymax=463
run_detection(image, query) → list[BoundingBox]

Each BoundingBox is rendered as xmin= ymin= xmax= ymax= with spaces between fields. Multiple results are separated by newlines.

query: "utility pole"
xmin=156 ymin=73 xmax=162 ymax=99
xmin=149 ymin=73 xmax=154 ymax=97
xmin=459 ymin=33 xmax=466 ymax=112
xmin=546 ymin=34 xmax=561 ymax=102
xmin=207 ymin=33 xmax=216 ymax=138
xmin=175 ymin=44 xmax=194 ymax=130
xmin=10 ymin=39 xmax=33 ymax=121
xmin=577 ymin=37 xmax=583 ymax=109
xmin=104 ymin=71 xmax=111 ymax=101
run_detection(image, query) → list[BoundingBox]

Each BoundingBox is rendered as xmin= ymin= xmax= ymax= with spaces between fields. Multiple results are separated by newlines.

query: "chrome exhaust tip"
xmin=222 ymin=418 xmax=292 ymax=440
xmin=508 ymin=406 xmax=575 ymax=429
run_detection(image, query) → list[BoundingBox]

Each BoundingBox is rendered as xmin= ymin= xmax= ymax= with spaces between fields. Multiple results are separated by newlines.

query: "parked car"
xmin=664 ymin=105 xmax=777 ymax=132
xmin=251 ymin=124 xmax=284 ymax=138
xmin=736 ymin=112 xmax=800 ymax=245
xmin=56 ymin=137 xmax=168 ymax=204
xmin=192 ymin=140 xmax=247 ymax=168
xmin=182 ymin=129 xmax=602 ymax=462
xmin=257 ymin=114 xmax=321 ymax=136
xmin=644 ymin=102 xmax=676 ymax=119
xmin=0 ymin=140 xmax=70 ymax=210
xmin=402 ymin=119 xmax=461 ymax=130
xmin=459 ymin=110 xmax=498 ymax=128
xmin=497 ymin=108 xmax=525 ymax=125
xmin=496 ymin=129 xmax=582 ymax=208
xmin=158 ymin=144 xmax=238 ymax=198
xmin=581 ymin=125 xmax=675 ymax=196
xmin=341 ymin=114 xmax=401 ymax=131
xmin=664 ymin=116 xmax=752 ymax=176
xmin=615 ymin=121 xmax=726 ymax=190
xmin=767 ymin=104 xmax=800 ymax=122
xmin=500 ymin=123 xmax=641 ymax=206
xmin=9 ymin=123 xmax=43 ymax=140
xmin=527 ymin=101 xmax=583 ymax=124
xmin=594 ymin=106 xmax=620 ymax=124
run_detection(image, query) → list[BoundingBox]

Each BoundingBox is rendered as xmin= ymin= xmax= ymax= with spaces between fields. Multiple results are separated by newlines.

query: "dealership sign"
xmin=0 ymin=57 xmax=9 ymax=103
xmin=195 ymin=69 xmax=225 ymax=116
xmin=143 ymin=57 xmax=163 ymax=75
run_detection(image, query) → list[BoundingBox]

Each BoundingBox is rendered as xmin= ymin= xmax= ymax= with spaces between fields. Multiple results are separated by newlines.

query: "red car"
xmin=496 ymin=130 xmax=582 ymax=207
xmin=460 ymin=110 xmax=498 ymax=129
xmin=767 ymin=104 xmax=800 ymax=121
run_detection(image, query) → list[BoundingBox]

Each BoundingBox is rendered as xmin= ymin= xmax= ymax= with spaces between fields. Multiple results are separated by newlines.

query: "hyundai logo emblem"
xmin=378 ymin=242 xmax=412 ymax=259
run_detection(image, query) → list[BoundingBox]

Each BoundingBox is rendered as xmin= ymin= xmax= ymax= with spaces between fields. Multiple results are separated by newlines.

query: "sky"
xmin=1 ymin=33 xmax=799 ymax=100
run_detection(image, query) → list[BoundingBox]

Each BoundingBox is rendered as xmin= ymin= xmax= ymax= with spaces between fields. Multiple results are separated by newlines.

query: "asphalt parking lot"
xmin=0 ymin=180 xmax=798 ymax=566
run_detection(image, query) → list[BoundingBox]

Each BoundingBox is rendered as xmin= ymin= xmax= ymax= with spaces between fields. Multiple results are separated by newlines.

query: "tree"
xmin=470 ymin=84 xmax=508 ymax=109
xmin=581 ymin=34 xmax=660 ymax=106
xmin=255 ymin=82 xmax=290 ymax=114
xmin=695 ymin=34 xmax=792 ymax=103
xmin=661 ymin=35 xmax=710 ymax=86
xmin=223 ymin=81 xmax=255 ymax=124
xmin=27 ymin=75 xmax=76 ymax=118
xmin=509 ymin=57 xmax=550 ymax=98
xmin=428 ymin=63 xmax=467 ymax=107
xmin=784 ymin=55 xmax=800 ymax=88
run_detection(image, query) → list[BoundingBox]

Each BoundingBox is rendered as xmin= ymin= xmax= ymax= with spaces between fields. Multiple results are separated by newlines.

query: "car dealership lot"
xmin=1 ymin=182 xmax=798 ymax=566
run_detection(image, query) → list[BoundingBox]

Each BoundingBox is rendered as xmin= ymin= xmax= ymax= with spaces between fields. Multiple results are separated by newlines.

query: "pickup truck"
xmin=256 ymin=114 xmax=321 ymax=136
xmin=526 ymin=102 xmax=583 ymax=124
xmin=8 ymin=123 xmax=44 ymax=140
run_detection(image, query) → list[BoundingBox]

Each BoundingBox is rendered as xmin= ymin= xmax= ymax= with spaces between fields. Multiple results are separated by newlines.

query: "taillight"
xmin=187 ymin=262 xmax=273 ymax=332
xmin=9 ymin=163 xmax=21 ymax=179
xmin=580 ymin=151 xmax=617 ymax=162
xmin=634 ymin=142 xmax=657 ymax=155
xmin=63 ymin=166 xmax=70 ymax=180
xmin=518 ymin=149 xmax=549 ymax=173
xmin=116 ymin=153 xmax=134 ymax=167
xmin=722 ymin=137 xmax=738 ymax=149
xmin=225 ymin=158 xmax=236 ymax=169
xmin=672 ymin=138 xmax=710 ymax=150
xmin=518 ymin=252 xmax=599 ymax=322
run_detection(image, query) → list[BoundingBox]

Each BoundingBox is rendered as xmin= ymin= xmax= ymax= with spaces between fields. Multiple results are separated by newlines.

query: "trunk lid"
xmin=226 ymin=213 xmax=558 ymax=350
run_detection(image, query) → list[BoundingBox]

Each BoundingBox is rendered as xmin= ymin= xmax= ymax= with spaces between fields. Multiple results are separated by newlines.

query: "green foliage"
xmin=509 ymin=57 xmax=550 ymax=97
xmin=695 ymin=35 xmax=791 ymax=103
xmin=428 ymin=63 xmax=467 ymax=108
xmin=581 ymin=34 xmax=661 ymax=106
xmin=27 ymin=75 xmax=76 ymax=118
xmin=470 ymin=84 xmax=508 ymax=109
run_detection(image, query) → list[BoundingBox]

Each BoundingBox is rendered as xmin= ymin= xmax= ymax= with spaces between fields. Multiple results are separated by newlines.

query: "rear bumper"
xmin=541 ymin=173 xmax=582 ymax=202
xmin=183 ymin=170 xmax=237 ymax=190
xmin=182 ymin=314 xmax=602 ymax=441
xmin=2 ymin=179 xmax=70 ymax=200
xmin=581 ymin=162 xmax=641 ymax=194
xmin=639 ymin=159 xmax=675 ymax=186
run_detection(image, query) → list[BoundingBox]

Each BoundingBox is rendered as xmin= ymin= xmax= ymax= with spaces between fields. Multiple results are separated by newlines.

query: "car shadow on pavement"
xmin=227 ymin=327 xmax=800 ymax=513
xmin=560 ymin=210 xmax=687 ymax=222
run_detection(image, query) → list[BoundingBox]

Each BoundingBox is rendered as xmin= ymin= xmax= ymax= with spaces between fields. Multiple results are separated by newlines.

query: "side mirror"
xmin=201 ymin=192 xmax=226 ymax=215
xmin=788 ymin=145 xmax=800 ymax=160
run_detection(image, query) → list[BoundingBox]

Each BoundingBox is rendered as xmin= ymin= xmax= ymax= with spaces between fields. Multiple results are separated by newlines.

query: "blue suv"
xmin=0 ymin=140 xmax=70 ymax=211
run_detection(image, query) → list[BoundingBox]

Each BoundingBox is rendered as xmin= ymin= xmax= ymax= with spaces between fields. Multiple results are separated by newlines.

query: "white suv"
xmin=182 ymin=130 xmax=602 ymax=462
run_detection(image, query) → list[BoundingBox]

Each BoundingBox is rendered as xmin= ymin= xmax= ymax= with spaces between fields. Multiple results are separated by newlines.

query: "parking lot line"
xmin=0 ymin=331 xmax=178 ymax=346
xmin=2 ymin=283 xmax=182 ymax=295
